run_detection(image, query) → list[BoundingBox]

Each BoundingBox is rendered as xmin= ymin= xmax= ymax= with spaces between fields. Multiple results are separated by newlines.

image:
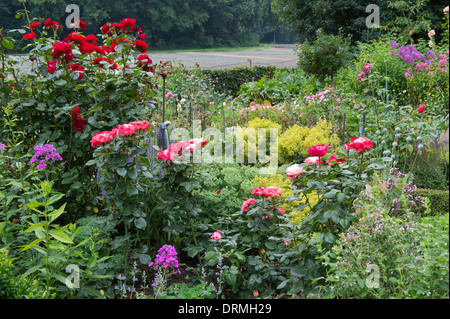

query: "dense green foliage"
xmin=0 ymin=0 xmax=295 ymax=51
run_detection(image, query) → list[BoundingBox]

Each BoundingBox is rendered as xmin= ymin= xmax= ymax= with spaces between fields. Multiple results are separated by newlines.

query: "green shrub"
xmin=297 ymin=28 xmax=353 ymax=85
xmin=197 ymin=66 xmax=277 ymax=96
xmin=318 ymin=210 xmax=449 ymax=299
xmin=415 ymin=188 xmax=449 ymax=215
xmin=0 ymin=249 xmax=50 ymax=299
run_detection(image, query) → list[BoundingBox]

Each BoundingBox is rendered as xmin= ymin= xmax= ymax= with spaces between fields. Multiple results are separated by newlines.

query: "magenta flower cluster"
xmin=30 ymin=144 xmax=63 ymax=170
xmin=148 ymin=244 xmax=181 ymax=274
xmin=391 ymin=42 xmax=425 ymax=64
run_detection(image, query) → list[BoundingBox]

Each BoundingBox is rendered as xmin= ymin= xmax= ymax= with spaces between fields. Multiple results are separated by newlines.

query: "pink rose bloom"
xmin=165 ymin=92 xmax=174 ymax=98
xmin=90 ymin=130 xmax=117 ymax=147
xmin=276 ymin=207 xmax=285 ymax=215
xmin=418 ymin=105 xmax=426 ymax=113
xmin=326 ymin=153 xmax=346 ymax=166
xmin=345 ymin=137 xmax=373 ymax=153
xmin=157 ymin=140 xmax=190 ymax=162
xmin=210 ymin=231 xmax=221 ymax=241
xmin=185 ymin=138 xmax=207 ymax=151
xmin=354 ymin=104 xmax=362 ymax=110
xmin=307 ymin=144 xmax=330 ymax=157
xmin=241 ymin=198 xmax=256 ymax=212
xmin=129 ymin=120 xmax=150 ymax=131
xmin=251 ymin=186 xmax=283 ymax=198
xmin=284 ymin=241 xmax=290 ymax=246
xmin=357 ymin=72 xmax=366 ymax=82
xmin=304 ymin=156 xmax=322 ymax=165
xmin=117 ymin=123 xmax=138 ymax=136
xmin=363 ymin=63 xmax=370 ymax=74
xmin=286 ymin=164 xmax=306 ymax=179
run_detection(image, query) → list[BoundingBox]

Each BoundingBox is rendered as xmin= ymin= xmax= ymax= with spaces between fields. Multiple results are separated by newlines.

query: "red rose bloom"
xmin=71 ymin=107 xmax=86 ymax=132
xmin=52 ymin=41 xmax=73 ymax=60
xmin=44 ymin=18 xmax=62 ymax=30
xmin=66 ymin=64 xmax=84 ymax=79
xmin=251 ymin=186 xmax=283 ymax=198
xmin=133 ymin=40 xmax=147 ymax=53
xmin=345 ymin=137 xmax=373 ymax=153
xmin=64 ymin=32 xmax=85 ymax=44
xmin=29 ymin=21 xmax=41 ymax=30
xmin=85 ymin=34 xmax=98 ymax=45
xmin=23 ymin=32 xmax=35 ymax=40
xmin=80 ymin=42 xmax=95 ymax=54
xmin=307 ymin=144 xmax=331 ymax=157
xmin=47 ymin=60 xmax=58 ymax=74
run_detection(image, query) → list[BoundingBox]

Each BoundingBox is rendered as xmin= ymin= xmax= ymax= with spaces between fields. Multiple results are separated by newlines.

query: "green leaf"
xmin=2 ymin=38 xmax=14 ymax=50
xmin=21 ymin=238 xmax=45 ymax=251
xmin=50 ymin=229 xmax=73 ymax=244
xmin=233 ymin=251 xmax=246 ymax=263
xmin=224 ymin=271 xmax=237 ymax=287
xmin=134 ymin=217 xmax=147 ymax=229
xmin=323 ymin=232 xmax=337 ymax=244
xmin=116 ymin=168 xmax=127 ymax=177
xmin=291 ymin=266 xmax=307 ymax=278
xmin=48 ymin=203 xmax=67 ymax=224
xmin=324 ymin=190 xmax=337 ymax=199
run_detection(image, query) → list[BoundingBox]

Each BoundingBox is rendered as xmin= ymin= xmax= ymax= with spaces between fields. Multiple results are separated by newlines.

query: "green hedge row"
xmin=197 ymin=65 xmax=277 ymax=96
xmin=416 ymin=188 xmax=449 ymax=215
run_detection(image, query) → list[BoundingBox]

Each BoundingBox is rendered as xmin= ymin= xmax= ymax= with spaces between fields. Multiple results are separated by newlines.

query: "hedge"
xmin=415 ymin=188 xmax=449 ymax=215
xmin=196 ymin=65 xmax=277 ymax=96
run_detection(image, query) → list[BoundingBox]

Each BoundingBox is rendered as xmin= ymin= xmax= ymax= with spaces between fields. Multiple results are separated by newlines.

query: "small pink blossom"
xmin=210 ymin=231 xmax=221 ymax=241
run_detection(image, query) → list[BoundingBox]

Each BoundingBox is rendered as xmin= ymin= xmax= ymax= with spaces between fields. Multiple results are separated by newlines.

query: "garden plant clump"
xmin=0 ymin=2 xmax=448 ymax=301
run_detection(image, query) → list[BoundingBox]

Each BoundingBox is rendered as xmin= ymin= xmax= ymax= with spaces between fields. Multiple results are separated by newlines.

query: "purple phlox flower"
xmin=30 ymin=143 xmax=63 ymax=170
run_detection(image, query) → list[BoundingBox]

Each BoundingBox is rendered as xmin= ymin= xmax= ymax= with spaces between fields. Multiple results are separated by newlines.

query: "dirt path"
xmin=148 ymin=45 xmax=299 ymax=69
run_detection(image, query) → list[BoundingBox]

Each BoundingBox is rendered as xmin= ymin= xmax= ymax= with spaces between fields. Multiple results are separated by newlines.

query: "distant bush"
xmin=197 ymin=65 xmax=277 ymax=96
xmin=415 ymin=188 xmax=450 ymax=215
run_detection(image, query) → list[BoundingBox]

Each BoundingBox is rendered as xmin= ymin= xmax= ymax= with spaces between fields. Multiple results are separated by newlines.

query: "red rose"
xmin=133 ymin=40 xmax=147 ymax=53
xmin=23 ymin=32 xmax=35 ymax=40
xmin=345 ymin=137 xmax=373 ymax=153
xmin=73 ymin=116 xmax=86 ymax=132
xmin=251 ymin=186 xmax=283 ymax=198
xmin=66 ymin=64 xmax=84 ymax=79
xmin=307 ymin=144 xmax=330 ymax=157
xmin=44 ymin=18 xmax=62 ymax=30
xmin=52 ymin=41 xmax=72 ymax=59
xmin=80 ymin=42 xmax=95 ymax=54
xmin=29 ymin=21 xmax=41 ymax=30
xmin=75 ymin=20 xmax=87 ymax=30
xmin=85 ymin=34 xmax=98 ymax=45
xmin=46 ymin=60 xmax=58 ymax=74
xmin=64 ymin=32 xmax=85 ymax=44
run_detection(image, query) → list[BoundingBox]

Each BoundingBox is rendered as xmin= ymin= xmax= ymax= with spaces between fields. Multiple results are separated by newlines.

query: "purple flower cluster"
xmin=391 ymin=42 xmax=425 ymax=64
xmin=149 ymin=244 xmax=181 ymax=274
xmin=0 ymin=142 xmax=5 ymax=152
xmin=30 ymin=144 xmax=63 ymax=170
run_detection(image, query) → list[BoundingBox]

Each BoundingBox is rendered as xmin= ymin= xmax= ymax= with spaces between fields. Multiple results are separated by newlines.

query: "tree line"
xmin=0 ymin=0 xmax=296 ymax=51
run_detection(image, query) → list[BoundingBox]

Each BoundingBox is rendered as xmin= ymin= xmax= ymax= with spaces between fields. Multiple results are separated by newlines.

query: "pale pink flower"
xmin=210 ymin=231 xmax=221 ymax=241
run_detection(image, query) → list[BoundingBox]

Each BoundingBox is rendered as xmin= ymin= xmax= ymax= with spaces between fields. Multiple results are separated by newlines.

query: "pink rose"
xmin=345 ymin=137 xmax=373 ymax=153
xmin=307 ymin=144 xmax=330 ymax=157
xmin=210 ymin=231 xmax=221 ymax=241
xmin=418 ymin=105 xmax=426 ymax=113
xmin=304 ymin=157 xmax=322 ymax=165
xmin=241 ymin=198 xmax=256 ymax=212
xmin=251 ymin=186 xmax=283 ymax=198
xmin=286 ymin=164 xmax=306 ymax=179
xmin=185 ymin=138 xmax=207 ymax=151
xmin=90 ymin=130 xmax=117 ymax=147
xmin=117 ymin=123 xmax=138 ymax=136
xmin=129 ymin=120 xmax=151 ymax=131
xmin=276 ymin=207 xmax=285 ymax=215
xmin=326 ymin=153 xmax=346 ymax=166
